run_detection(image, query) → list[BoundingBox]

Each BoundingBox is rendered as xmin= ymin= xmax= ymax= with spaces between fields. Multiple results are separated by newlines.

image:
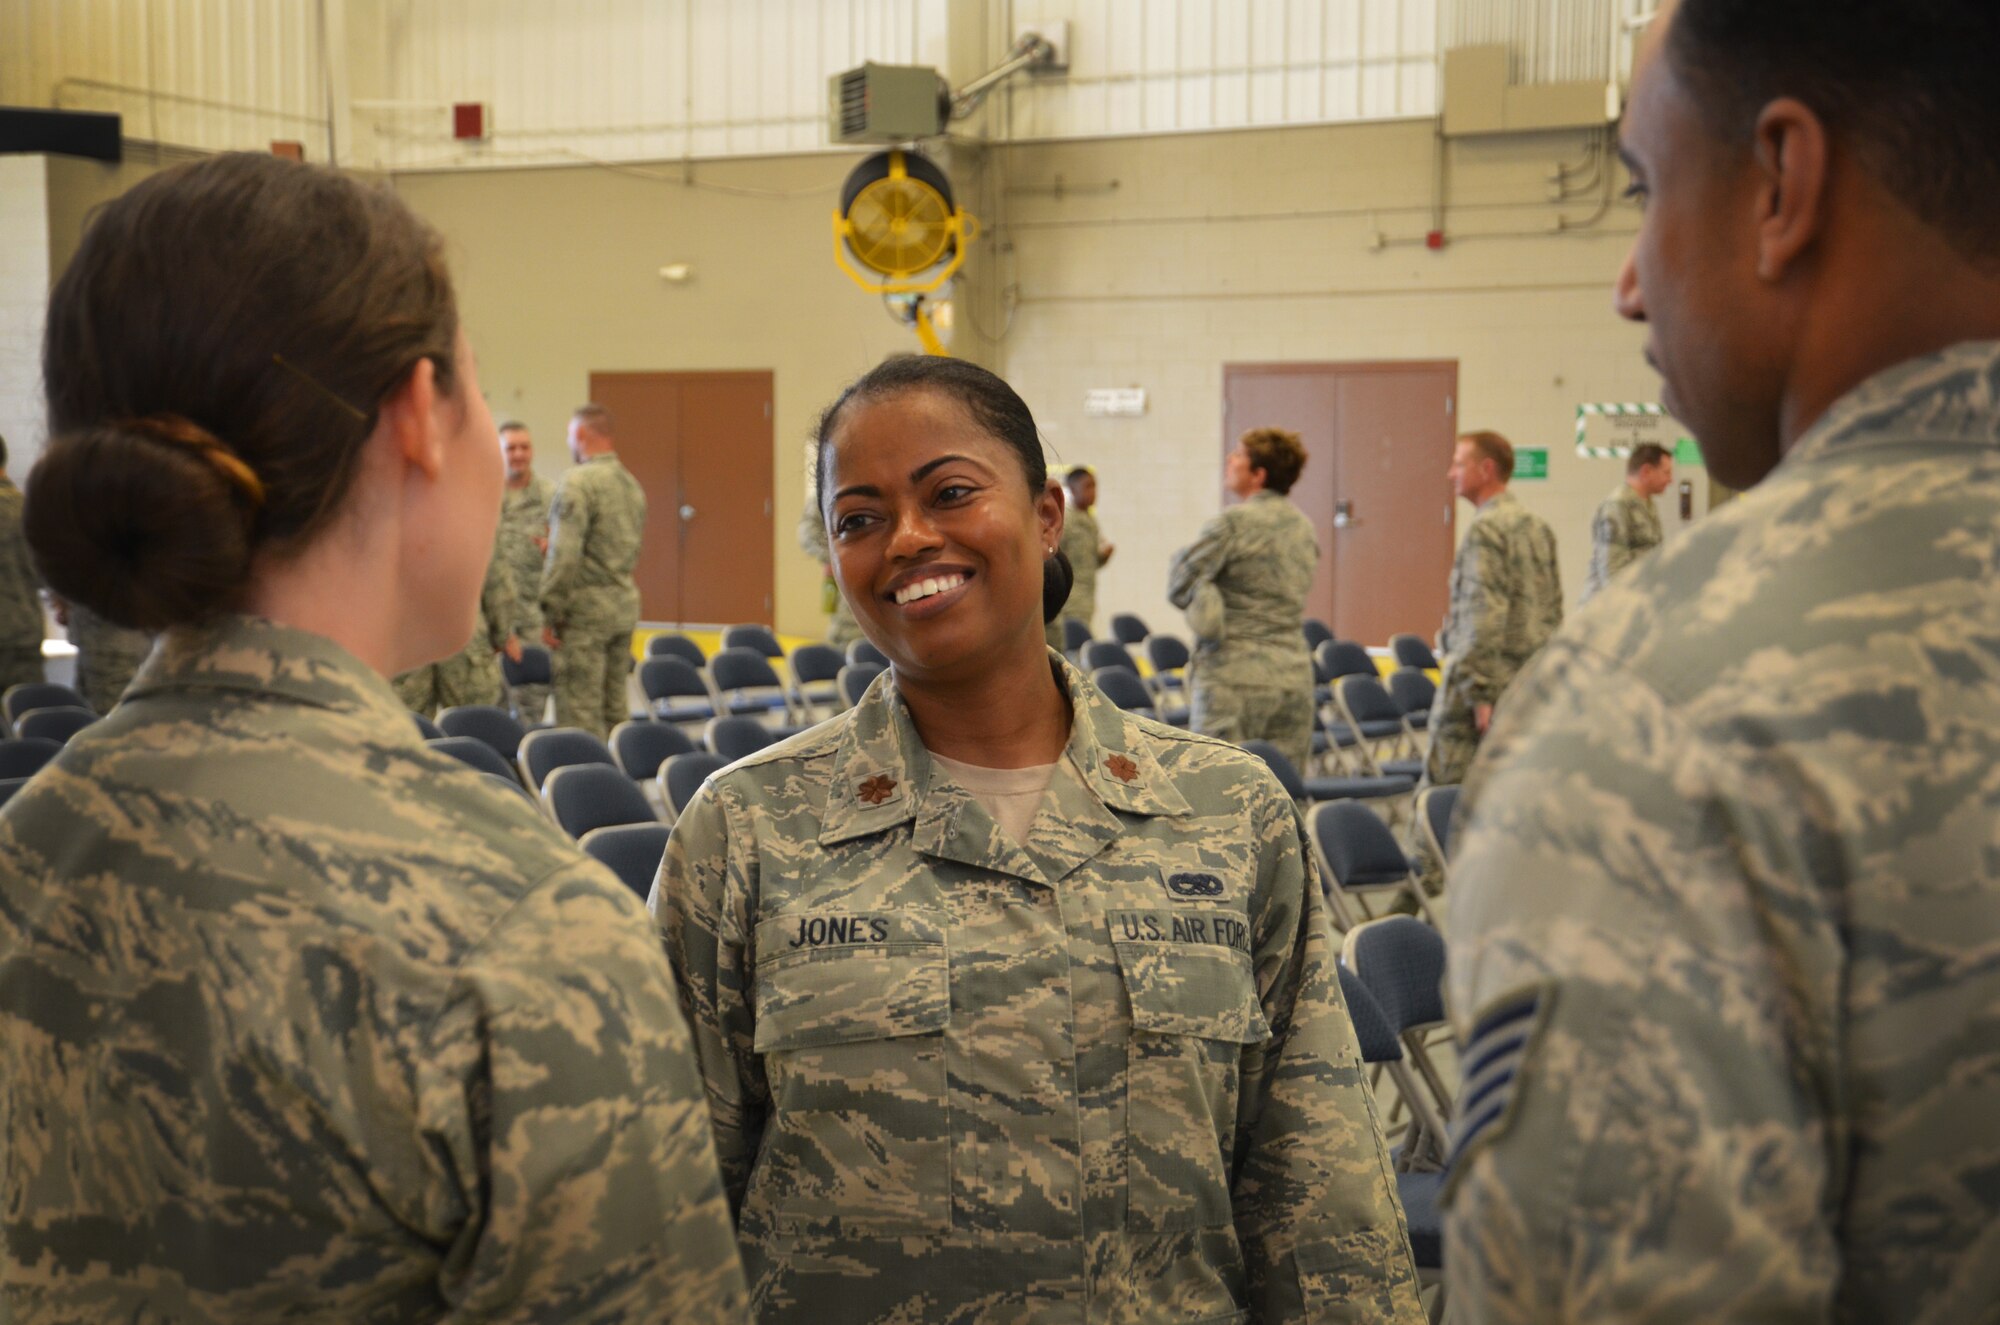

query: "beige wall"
xmin=393 ymin=118 xmax=1668 ymax=645
xmin=389 ymin=152 xmax=945 ymax=637
xmin=994 ymin=117 xmax=1666 ymax=639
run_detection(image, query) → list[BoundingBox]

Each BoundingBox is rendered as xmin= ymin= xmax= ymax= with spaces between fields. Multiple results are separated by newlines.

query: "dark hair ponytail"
xmin=33 ymin=151 xmax=458 ymax=630
xmin=1042 ymin=547 xmax=1074 ymax=624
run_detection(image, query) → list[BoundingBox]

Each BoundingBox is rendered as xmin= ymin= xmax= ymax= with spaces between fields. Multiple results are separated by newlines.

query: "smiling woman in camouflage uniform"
xmin=653 ymin=356 xmax=1420 ymax=1323
xmin=2 ymin=153 xmax=745 ymax=1321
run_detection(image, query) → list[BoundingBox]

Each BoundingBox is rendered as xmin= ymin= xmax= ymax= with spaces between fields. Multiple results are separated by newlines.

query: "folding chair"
xmin=1302 ymin=618 xmax=1336 ymax=652
xmin=706 ymin=715 xmax=778 ymax=762
xmin=1080 ymin=639 xmax=1141 ymax=675
xmin=1388 ymin=668 xmax=1435 ymax=737
xmin=1390 ymin=633 xmax=1440 ymax=671
xmin=518 ymin=726 xmax=617 ymax=795
xmin=0 ymin=737 xmax=63 ymax=780
xmin=500 ymin=644 xmax=553 ymax=723
xmin=645 ymin=633 xmax=707 ymax=668
xmin=788 ymin=642 xmax=846 ymax=721
xmin=438 ymin=705 xmax=528 ymax=762
xmin=1316 ymin=639 xmax=1377 ymax=681
xmin=412 ymin=712 xmax=444 ymax=742
xmin=3 ymin=682 xmax=88 ymax=733
xmin=1343 ymin=916 xmax=1457 ymax=1176
xmin=660 ymin=751 xmax=728 ymax=820
xmin=1308 ymin=800 xmax=1437 ymax=929
xmin=637 ymin=657 xmax=718 ymax=726
xmin=1109 ymin=613 xmax=1149 ymax=645
xmin=1415 ymin=784 xmax=1460 ymax=879
xmin=1334 ymin=675 xmax=1426 ymax=780
xmin=1243 ymin=740 xmax=1414 ymax=810
xmin=0 ymin=776 xmax=32 ymax=808
xmin=1143 ymin=634 xmax=1190 ymax=697
xmin=1091 ymin=665 xmax=1188 ymax=727
xmin=611 ymin=719 xmax=697 ymax=819
xmin=709 ymin=647 xmax=798 ymax=725
xmin=1338 ymin=966 xmax=1448 ymax=1312
xmin=482 ymin=771 xmax=538 ymax=808
xmin=838 ymin=662 xmax=886 ymax=708
xmin=17 ymin=707 xmax=97 ymax=744
xmin=427 ymin=736 xmax=519 ymax=782
xmin=722 ymin=624 xmax=786 ymax=662
xmin=1060 ymin=618 xmax=1092 ymax=657
xmin=580 ymin=822 xmax=672 ymax=901
xmin=846 ymin=638 xmax=889 ymax=668
xmin=542 ymin=762 xmax=657 ymax=840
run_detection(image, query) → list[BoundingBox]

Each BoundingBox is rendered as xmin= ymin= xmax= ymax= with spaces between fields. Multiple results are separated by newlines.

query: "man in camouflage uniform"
xmin=1580 ymin=440 xmax=1672 ymax=601
xmin=497 ymin=421 xmax=555 ymax=719
xmin=0 ymin=436 xmax=46 ymax=694
xmin=797 ymin=501 xmax=861 ymax=650
xmin=64 ymin=600 xmax=150 ymax=713
xmin=1046 ymin=465 xmax=1114 ymax=650
xmin=1444 ymin=2 xmax=2000 ymax=1319
xmin=1 ymin=613 xmax=749 ymax=1317
xmin=653 ymin=652 xmax=1423 ymax=1322
xmin=394 ymin=538 xmax=518 ymax=717
xmin=1168 ymin=429 xmax=1319 ymax=771
xmin=541 ymin=403 xmax=646 ymax=738
xmin=1421 ymin=430 xmax=1561 ymax=790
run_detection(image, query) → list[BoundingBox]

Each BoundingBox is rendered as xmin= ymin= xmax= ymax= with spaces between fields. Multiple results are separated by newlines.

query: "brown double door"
xmin=588 ymin=370 xmax=775 ymax=626
xmin=1221 ymin=361 xmax=1458 ymax=648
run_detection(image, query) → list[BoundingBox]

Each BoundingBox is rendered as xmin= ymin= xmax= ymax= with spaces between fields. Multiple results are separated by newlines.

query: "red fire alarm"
xmin=270 ymin=140 xmax=305 ymax=161
xmin=1425 ymin=229 xmax=1447 ymax=250
xmin=452 ymin=103 xmax=487 ymax=141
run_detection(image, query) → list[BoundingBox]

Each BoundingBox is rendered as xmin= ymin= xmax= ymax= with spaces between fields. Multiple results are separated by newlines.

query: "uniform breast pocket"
xmin=1111 ymin=909 xmax=1271 ymax=1232
xmin=751 ymin=911 xmax=951 ymax=1235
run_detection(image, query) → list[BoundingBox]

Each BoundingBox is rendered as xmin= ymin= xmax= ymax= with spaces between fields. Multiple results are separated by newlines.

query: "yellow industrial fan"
xmin=832 ymin=148 xmax=978 ymax=356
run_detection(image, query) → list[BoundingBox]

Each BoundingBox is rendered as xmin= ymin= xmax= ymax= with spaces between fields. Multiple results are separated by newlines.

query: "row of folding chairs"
xmin=640 ymin=628 xmax=893 ymax=729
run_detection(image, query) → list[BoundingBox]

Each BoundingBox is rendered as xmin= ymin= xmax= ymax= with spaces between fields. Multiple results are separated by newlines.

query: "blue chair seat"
xmin=1397 ymin=1170 xmax=1443 ymax=1269
xmin=1382 ymin=758 xmax=1425 ymax=781
xmin=1302 ymin=774 xmax=1414 ymax=802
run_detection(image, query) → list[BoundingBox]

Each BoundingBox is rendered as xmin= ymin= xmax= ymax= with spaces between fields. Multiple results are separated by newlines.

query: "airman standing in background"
xmin=0 ymin=435 xmax=46 ymax=693
xmin=1420 ymin=430 xmax=1562 ymax=791
xmin=1168 ymin=428 xmax=1319 ymax=771
xmin=1581 ymin=440 xmax=1673 ymax=601
xmin=541 ymin=403 xmax=646 ymax=738
xmin=497 ymin=420 xmax=554 ymax=718
xmin=1045 ymin=464 xmax=1114 ymax=649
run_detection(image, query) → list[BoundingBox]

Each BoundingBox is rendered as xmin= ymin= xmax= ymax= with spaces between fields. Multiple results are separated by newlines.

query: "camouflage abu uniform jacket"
xmin=654 ymin=655 xmax=1422 ymax=1324
xmin=1435 ymin=488 xmax=1562 ymax=714
xmin=1166 ymin=492 xmax=1318 ymax=691
xmin=539 ymin=454 xmax=645 ymax=636
xmin=0 ymin=475 xmax=45 ymax=674
xmin=1443 ymin=343 xmax=2000 ymax=1322
xmin=498 ymin=472 xmax=555 ymax=636
xmin=0 ymin=615 xmax=747 ymax=1321
xmin=1580 ymin=480 xmax=1663 ymax=602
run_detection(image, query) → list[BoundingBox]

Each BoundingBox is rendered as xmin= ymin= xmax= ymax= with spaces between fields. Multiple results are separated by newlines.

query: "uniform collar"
xmin=1476 ymin=487 xmax=1519 ymax=515
xmin=123 ymin=614 xmax=422 ymax=747
xmin=818 ymin=651 xmax=1190 ymax=883
xmin=1787 ymin=340 xmax=2000 ymax=466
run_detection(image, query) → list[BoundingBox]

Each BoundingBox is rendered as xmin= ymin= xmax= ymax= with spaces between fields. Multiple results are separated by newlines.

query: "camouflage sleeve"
xmin=419 ymin=860 xmax=750 ymax=1321
xmin=1167 ymin=511 xmax=1233 ymax=610
xmin=1601 ymin=500 xmax=1641 ymax=581
xmin=1442 ymin=642 xmax=1840 ymax=1322
xmin=1233 ymin=785 xmax=1426 ymax=1322
xmin=538 ymin=479 xmax=586 ymax=618
xmin=650 ymin=780 xmax=767 ymax=1215
xmin=1450 ymin=524 xmax=1514 ymax=707
xmin=480 ymin=546 xmax=516 ymax=650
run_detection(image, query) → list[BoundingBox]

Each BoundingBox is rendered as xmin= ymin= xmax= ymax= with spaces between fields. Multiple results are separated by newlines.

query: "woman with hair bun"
xmin=0 ymin=153 xmax=746 ymax=1319
xmin=654 ymin=356 xmax=1421 ymax=1322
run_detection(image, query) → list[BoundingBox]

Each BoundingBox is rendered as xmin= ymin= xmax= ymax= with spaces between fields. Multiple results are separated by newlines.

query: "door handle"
xmin=1333 ymin=499 xmax=1356 ymax=528
xmin=679 ymin=504 xmax=697 ymax=521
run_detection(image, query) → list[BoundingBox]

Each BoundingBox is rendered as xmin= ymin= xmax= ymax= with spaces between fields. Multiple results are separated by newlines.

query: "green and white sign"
xmin=1575 ymin=402 xmax=1692 ymax=460
xmin=1514 ymin=447 xmax=1549 ymax=480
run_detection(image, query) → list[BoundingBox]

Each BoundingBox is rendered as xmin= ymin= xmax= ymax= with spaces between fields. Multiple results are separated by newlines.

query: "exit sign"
xmin=1515 ymin=447 xmax=1549 ymax=480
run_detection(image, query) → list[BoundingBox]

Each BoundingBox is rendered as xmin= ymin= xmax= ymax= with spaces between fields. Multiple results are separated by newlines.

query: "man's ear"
xmin=1751 ymin=97 xmax=1829 ymax=284
xmin=379 ymin=358 xmax=444 ymax=479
